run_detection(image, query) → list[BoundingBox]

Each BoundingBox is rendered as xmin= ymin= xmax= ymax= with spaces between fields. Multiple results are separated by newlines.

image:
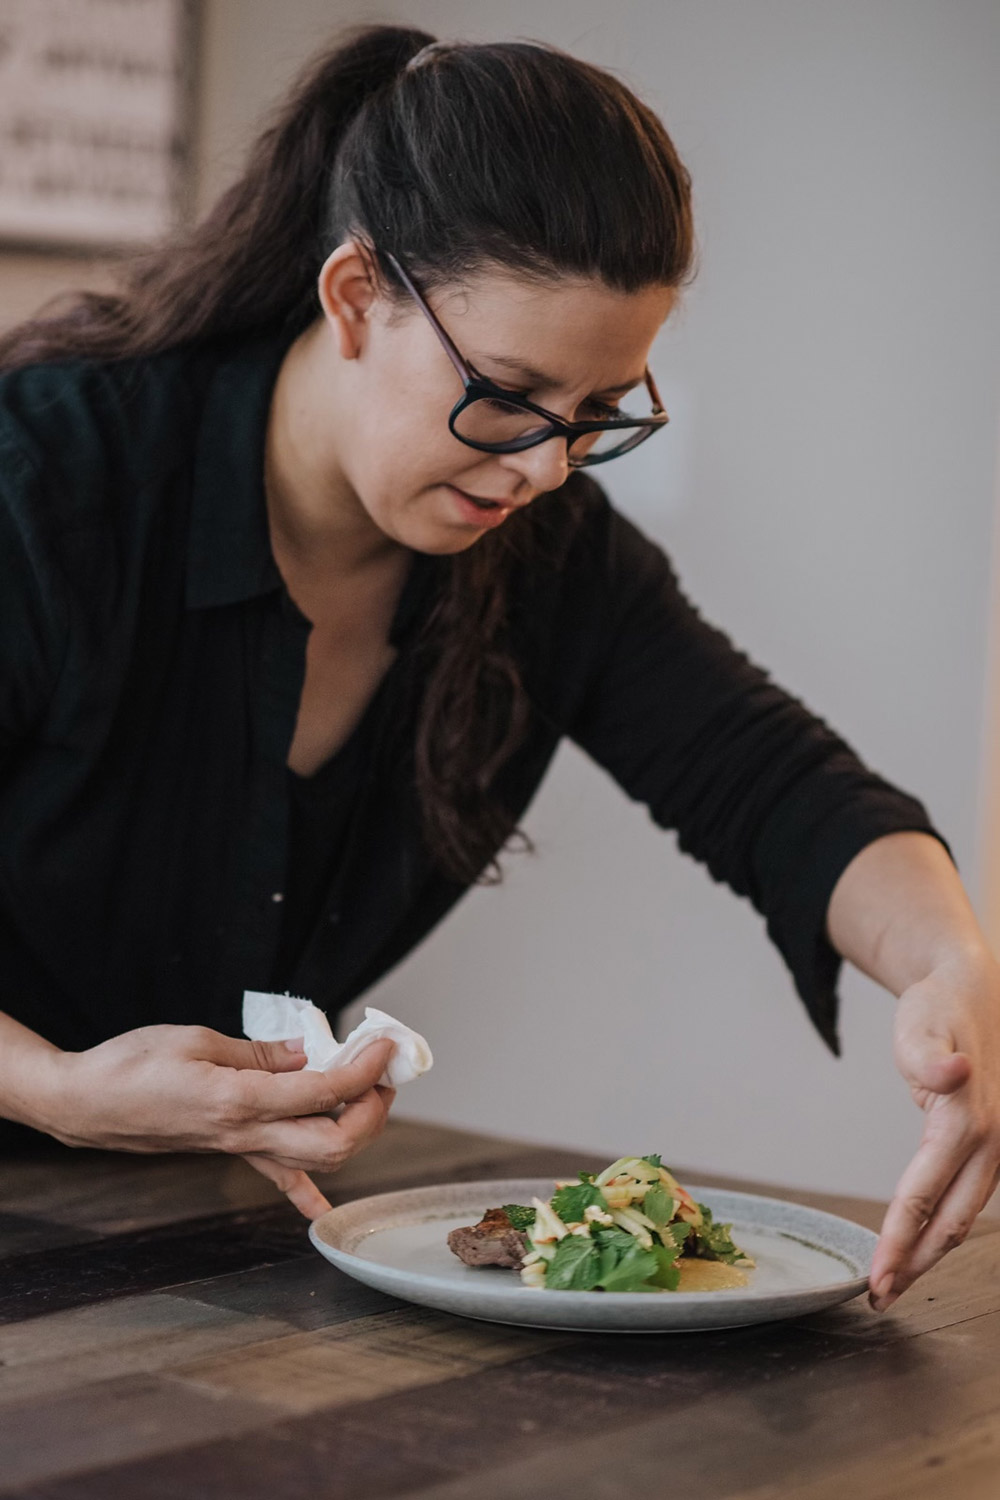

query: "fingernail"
xmin=869 ymin=1284 xmax=901 ymax=1313
xmin=283 ymin=1038 xmax=306 ymax=1053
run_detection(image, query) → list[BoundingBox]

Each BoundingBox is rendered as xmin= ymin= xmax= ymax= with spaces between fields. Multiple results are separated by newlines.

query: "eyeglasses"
xmin=382 ymin=251 xmax=669 ymax=468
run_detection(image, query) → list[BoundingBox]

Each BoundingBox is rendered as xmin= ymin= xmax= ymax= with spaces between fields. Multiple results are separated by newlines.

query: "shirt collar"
xmin=185 ymin=326 xmax=295 ymax=611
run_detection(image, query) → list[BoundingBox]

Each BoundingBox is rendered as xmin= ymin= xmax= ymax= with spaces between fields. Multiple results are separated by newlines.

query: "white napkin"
xmin=242 ymin=991 xmax=432 ymax=1087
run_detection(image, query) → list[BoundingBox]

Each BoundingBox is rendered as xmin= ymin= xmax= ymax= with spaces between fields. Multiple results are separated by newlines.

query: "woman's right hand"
xmin=32 ymin=1023 xmax=395 ymax=1203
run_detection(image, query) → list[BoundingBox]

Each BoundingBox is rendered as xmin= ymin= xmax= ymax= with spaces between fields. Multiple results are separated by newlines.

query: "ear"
xmin=317 ymin=241 xmax=379 ymax=361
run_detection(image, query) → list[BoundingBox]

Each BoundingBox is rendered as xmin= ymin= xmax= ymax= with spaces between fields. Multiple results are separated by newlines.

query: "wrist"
xmin=7 ymin=1046 xmax=74 ymax=1138
xmin=898 ymin=941 xmax=1000 ymax=1000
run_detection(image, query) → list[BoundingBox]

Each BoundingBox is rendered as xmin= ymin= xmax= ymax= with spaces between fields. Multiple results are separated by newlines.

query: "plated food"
xmin=448 ymin=1154 xmax=755 ymax=1293
xmin=310 ymin=1176 xmax=876 ymax=1332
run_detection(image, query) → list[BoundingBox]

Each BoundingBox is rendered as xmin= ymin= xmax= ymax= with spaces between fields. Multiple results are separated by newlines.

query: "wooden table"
xmin=2 ymin=1119 xmax=1000 ymax=1499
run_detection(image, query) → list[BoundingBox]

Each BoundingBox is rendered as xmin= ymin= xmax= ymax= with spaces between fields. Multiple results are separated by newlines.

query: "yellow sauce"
xmin=675 ymin=1257 xmax=749 ymax=1291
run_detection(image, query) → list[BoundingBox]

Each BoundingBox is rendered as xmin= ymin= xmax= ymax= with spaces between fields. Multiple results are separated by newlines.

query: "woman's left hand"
xmin=869 ymin=949 xmax=1000 ymax=1310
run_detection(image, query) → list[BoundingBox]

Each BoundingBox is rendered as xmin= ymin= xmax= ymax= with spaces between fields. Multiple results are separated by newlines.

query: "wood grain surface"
xmin=1 ymin=1118 xmax=998 ymax=1499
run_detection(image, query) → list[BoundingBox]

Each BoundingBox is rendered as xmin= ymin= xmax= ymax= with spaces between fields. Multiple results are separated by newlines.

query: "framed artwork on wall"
xmin=0 ymin=0 xmax=198 ymax=251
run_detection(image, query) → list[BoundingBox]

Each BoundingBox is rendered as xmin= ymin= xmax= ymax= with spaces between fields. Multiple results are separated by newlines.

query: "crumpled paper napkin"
xmin=242 ymin=991 xmax=432 ymax=1087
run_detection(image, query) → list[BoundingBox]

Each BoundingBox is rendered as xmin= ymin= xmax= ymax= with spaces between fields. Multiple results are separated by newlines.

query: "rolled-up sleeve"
xmin=567 ymin=503 xmax=947 ymax=1053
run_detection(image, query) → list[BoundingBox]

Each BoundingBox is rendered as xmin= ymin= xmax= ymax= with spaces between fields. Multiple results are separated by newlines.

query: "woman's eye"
xmin=584 ymin=400 xmax=621 ymax=419
xmin=482 ymin=396 xmax=527 ymax=413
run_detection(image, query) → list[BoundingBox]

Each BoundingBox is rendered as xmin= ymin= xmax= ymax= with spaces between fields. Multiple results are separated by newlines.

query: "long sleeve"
xmin=0 ymin=427 xmax=68 ymax=764
xmin=567 ymin=501 xmax=945 ymax=1053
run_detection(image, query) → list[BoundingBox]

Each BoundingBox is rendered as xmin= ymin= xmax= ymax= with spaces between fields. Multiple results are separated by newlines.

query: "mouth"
xmin=449 ymin=486 xmax=515 ymax=512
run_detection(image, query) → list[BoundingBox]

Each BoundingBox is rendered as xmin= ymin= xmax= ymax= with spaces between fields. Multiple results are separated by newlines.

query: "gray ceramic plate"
xmin=310 ymin=1177 xmax=876 ymax=1332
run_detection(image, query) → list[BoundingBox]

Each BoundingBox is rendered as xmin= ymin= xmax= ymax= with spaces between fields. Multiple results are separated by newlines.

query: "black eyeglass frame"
xmin=382 ymin=250 xmax=669 ymax=468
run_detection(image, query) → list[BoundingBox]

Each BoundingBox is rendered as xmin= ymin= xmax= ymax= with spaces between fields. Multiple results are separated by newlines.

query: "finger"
xmin=336 ymin=1082 xmax=394 ymax=1146
xmin=237 ymin=1085 xmax=391 ymax=1172
xmin=307 ymin=1084 xmax=393 ymax=1166
xmin=242 ymin=1153 xmax=332 ymax=1220
xmin=236 ymin=1038 xmax=395 ymax=1124
xmin=876 ymin=1148 xmax=998 ymax=1303
xmin=869 ymin=1124 xmax=966 ymax=1298
xmin=895 ymin=1015 xmax=972 ymax=1097
xmin=195 ymin=1029 xmax=308 ymax=1075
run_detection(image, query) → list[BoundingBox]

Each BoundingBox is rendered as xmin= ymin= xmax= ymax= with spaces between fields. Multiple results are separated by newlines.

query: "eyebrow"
xmin=479 ymin=352 xmax=645 ymax=397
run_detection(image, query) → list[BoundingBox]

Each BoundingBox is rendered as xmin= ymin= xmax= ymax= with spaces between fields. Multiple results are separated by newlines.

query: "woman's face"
xmin=315 ymin=245 xmax=675 ymax=555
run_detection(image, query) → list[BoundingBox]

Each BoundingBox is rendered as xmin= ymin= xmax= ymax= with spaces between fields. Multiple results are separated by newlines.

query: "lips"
xmin=445 ymin=485 xmax=522 ymax=531
xmin=451 ymin=487 xmax=513 ymax=510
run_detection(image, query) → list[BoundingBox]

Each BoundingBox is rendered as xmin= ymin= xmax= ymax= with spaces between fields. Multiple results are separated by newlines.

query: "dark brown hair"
xmin=0 ymin=25 xmax=695 ymax=883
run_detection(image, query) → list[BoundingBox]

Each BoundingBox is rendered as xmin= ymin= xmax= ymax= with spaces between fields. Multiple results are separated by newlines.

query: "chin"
xmin=408 ymin=529 xmax=487 ymax=557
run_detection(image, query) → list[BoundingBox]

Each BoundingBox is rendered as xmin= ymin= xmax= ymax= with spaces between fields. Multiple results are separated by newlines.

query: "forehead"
xmin=413 ymin=269 xmax=675 ymax=385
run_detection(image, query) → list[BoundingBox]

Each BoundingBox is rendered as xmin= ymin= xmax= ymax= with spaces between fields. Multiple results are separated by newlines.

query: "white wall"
xmin=9 ymin=1 xmax=1000 ymax=1198
xmin=980 ymin=414 xmax=1000 ymax=953
xmin=343 ymin=0 xmax=999 ymax=1198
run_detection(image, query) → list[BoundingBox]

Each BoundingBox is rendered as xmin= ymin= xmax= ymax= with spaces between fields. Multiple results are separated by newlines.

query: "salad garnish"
xmin=505 ymin=1156 xmax=755 ymax=1293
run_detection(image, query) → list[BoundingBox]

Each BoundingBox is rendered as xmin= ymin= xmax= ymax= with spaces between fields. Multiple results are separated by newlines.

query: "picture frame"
xmin=0 ymin=0 xmax=198 ymax=252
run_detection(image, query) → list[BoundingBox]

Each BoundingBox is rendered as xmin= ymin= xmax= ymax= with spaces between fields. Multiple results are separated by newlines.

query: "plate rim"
xmin=309 ymin=1176 xmax=876 ymax=1307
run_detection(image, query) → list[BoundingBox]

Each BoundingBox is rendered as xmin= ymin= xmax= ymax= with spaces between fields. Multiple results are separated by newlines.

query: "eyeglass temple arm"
xmin=383 ymin=252 xmax=472 ymax=385
xmin=645 ymin=366 xmax=667 ymax=418
xmin=387 ymin=250 xmax=667 ymax=425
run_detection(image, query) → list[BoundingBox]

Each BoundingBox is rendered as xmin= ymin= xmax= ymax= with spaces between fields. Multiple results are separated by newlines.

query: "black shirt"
xmin=273 ymin=687 xmax=385 ymax=990
xmin=0 ymin=326 xmax=944 ymax=1066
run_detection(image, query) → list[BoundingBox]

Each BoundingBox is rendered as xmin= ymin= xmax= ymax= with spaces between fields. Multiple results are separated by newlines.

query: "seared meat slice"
xmin=447 ymin=1207 xmax=528 ymax=1269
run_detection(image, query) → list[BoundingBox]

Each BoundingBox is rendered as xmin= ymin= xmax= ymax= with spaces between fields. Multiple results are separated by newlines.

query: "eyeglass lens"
xmin=452 ymin=391 xmax=657 ymax=462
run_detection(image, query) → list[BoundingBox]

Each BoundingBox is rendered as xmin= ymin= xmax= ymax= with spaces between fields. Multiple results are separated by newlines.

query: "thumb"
xmin=895 ymin=1018 xmax=971 ymax=1096
xmin=199 ymin=1032 xmax=308 ymax=1074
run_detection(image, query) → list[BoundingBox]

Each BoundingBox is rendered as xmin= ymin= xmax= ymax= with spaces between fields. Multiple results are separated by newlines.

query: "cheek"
xmin=353 ymin=390 xmax=467 ymax=504
xmin=345 ymin=360 xmax=509 ymax=550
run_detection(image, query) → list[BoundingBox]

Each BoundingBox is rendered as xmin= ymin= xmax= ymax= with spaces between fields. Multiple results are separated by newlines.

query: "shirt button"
xmin=271 ymin=891 xmax=284 ymax=903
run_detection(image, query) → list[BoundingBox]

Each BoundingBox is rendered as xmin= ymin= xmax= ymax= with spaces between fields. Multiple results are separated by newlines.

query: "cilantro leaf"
xmin=596 ymin=1238 xmax=659 ymax=1292
xmin=590 ymin=1225 xmax=661 ymax=1292
xmin=660 ymin=1220 xmax=691 ymax=1251
xmin=649 ymin=1241 xmax=682 ymax=1290
xmin=641 ymin=1154 xmax=663 ymax=1170
xmin=593 ymin=1225 xmax=637 ymax=1254
xmin=642 ymin=1185 xmax=676 ymax=1228
xmin=501 ymin=1204 xmax=536 ymax=1233
xmin=544 ymin=1234 xmax=601 ymax=1291
xmin=690 ymin=1204 xmax=743 ymax=1264
xmin=551 ymin=1182 xmax=606 ymax=1223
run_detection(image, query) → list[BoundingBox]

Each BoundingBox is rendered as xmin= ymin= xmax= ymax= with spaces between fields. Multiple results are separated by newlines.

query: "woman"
xmin=0 ymin=26 xmax=997 ymax=1313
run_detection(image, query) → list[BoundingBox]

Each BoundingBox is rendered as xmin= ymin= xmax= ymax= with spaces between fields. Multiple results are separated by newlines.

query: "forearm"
xmin=826 ymin=831 xmax=991 ymax=996
xmin=0 ymin=1009 xmax=63 ymax=1132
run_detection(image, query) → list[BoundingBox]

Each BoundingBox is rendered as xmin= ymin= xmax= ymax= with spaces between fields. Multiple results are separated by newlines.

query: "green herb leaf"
xmin=642 ymin=1185 xmax=676 ymax=1227
xmin=691 ymin=1204 xmax=743 ymax=1264
xmin=641 ymin=1154 xmax=663 ymax=1170
xmin=649 ymin=1241 xmax=682 ymax=1290
xmin=500 ymin=1204 xmax=536 ymax=1233
xmin=592 ymin=1225 xmax=638 ymax=1288
xmin=597 ymin=1238 xmax=660 ymax=1292
xmin=551 ymin=1182 xmax=606 ymax=1223
xmin=544 ymin=1234 xmax=601 ymax=1291
xmin=661 ymin=1220 xmax=691 ymax=1251
xmin=593 ymin=1225 xmax=637 ymax=1254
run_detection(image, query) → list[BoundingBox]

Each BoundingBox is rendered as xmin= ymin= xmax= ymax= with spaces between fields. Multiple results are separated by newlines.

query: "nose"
xmin=499 ymin=435 xmax=571 ymax=497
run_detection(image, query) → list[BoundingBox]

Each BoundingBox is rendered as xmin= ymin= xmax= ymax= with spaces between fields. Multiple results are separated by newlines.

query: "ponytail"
xmin=0 ymin=25 xmax=695 ymax=888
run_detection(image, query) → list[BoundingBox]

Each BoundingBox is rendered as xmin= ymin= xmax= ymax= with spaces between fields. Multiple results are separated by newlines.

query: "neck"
xmin=264 ymin=320 xmax=402 ymax=581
